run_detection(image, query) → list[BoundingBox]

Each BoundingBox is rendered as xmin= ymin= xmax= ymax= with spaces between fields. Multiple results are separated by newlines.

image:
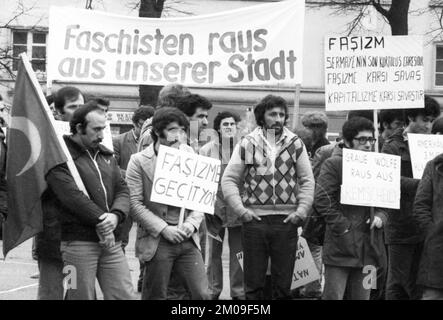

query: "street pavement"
xmin=0 ymin=225 xmax=231 ymax=300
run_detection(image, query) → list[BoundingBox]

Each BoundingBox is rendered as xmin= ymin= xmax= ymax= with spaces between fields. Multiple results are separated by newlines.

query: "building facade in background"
xmin=1 ymin=0 xmax=443 ymax=134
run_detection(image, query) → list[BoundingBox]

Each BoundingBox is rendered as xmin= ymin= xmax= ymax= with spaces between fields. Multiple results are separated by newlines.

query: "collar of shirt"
xmin=258 ymin=127 xmax=289 ymax=161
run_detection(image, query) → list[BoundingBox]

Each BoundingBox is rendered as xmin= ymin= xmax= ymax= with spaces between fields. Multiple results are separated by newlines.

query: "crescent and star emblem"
xmin=10 ymin=116 xmax=42 ymax=176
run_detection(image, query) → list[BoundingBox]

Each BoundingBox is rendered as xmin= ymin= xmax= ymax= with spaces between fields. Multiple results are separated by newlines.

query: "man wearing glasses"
xmin=381 ymin=96 xmax=441 ymax=300
xmin=315 ymin=116 xmax=387 ymax=300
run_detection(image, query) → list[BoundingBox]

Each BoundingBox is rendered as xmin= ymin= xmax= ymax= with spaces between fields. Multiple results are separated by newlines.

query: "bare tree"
xmin=311 ymin=0 xmax=411 ymax=35
xmin=0 ymin=1 xmax=44 ymax=80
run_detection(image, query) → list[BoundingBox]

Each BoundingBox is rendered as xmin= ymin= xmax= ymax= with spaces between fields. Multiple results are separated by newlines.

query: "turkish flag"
xmin=2 ymin=56 xmax=67 ymax=257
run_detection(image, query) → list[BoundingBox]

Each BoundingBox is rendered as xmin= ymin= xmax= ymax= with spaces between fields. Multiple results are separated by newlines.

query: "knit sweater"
xmin=222 ymin=127 xmax=315 ymax=218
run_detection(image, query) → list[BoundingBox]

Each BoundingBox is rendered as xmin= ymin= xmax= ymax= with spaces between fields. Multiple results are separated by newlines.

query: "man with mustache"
xmin=126 ymin=107 xmax=208 ymax=300
xmin=222 ymin=95 xmax=315 ymax=299
xmin=45 ymin=102 xmax=135 ymax=299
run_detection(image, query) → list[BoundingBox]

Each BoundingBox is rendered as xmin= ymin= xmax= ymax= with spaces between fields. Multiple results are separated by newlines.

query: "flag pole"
xmin=19 ymin=53 xmax=88 ymax=196
xmin=292 ymin=83 xmax=301 ymax=130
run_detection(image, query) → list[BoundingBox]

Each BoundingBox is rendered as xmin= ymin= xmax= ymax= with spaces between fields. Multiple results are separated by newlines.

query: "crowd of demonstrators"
xmin=5 ymin=80 xmax=443 ymax=301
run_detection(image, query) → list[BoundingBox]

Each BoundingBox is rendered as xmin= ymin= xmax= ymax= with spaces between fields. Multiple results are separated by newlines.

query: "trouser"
xmin=142 ymin=237 xmax=209 ymax=300
xmin=300 ymin=241 xmax=323 ymax=297
xmin=60 ymin=241 xmax=135 ymax=300
xmin=207 ymin=226 xmax=244 ymax=299
xmin=322 ymin=265 xmax=371 ymax=300
xmin=37 ymin=257 xmax=64 ymax=300
xmin=242 ymin=215 xmax=298 ymax=300
xmin=386 ymin=243 xmax=423 ymax=300
xmin=422 ymin=287 xmax=443 ymax=300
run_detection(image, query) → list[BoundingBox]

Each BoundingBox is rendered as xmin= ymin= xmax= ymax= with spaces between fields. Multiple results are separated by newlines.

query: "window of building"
xmin=435 ymin=44 xmax=443 ymax=87
xmin=12 ymin=29 xmax=47 ymax=73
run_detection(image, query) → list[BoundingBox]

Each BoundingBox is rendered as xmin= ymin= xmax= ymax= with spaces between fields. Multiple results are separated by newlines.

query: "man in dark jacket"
xmin=46 ymin=102 xmax=135 ymax=300
xmin=315 ymin=117 xmax=387 ymax=300
xmin=381 ymin=96 xmax=441 ymax=300
xmin=36 ymin=86 xmax=84 ymax=300
xmin=413 ymin=154 xmax=443 ymax=299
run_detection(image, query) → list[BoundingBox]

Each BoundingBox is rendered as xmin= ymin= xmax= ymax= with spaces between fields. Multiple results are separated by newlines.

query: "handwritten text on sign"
xmin=291 ymin=236 xmax=320 ymax=289
xmin=341 ymin=149 xmax=400 ymax=209
xmin=408 ymin=133 xmax=443 ymax=179
xmin=325 ymin=35 xmax=424 ymax=111
xmin=48 ymin=1 xmax=304 ymax=86
xmin=150 ymin=145 xmax=221 ymax=214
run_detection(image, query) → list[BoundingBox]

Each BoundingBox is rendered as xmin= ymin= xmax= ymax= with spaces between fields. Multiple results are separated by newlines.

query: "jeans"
xmin=37 ymin=257 xmax=64 ymax=300
xmin=207 ymin=226 xmax=244 ymax=299
xmin=386 ymin=243 xmax=423 ymax=300
xmin=322 ymin=265 xmax=371 ymax=300
xmin=142 ymin=237 xmax=209 ymax=300
xmin=300 ymin=241 xmax=322 ymax=297
xmin=60 ymin=241 xmax=135 ymax=300
xmin=241 ymin=215 xmax=298 ymax=300
xmin=422 ymin=287 xmax=443 ymax=300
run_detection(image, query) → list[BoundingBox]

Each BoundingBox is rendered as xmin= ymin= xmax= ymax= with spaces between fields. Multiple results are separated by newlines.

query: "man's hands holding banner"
xmin=161 ymin=222 xmax=196 ymax=244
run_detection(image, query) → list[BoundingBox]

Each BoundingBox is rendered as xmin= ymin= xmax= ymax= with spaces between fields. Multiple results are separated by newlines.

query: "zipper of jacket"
xmin=86 ymin=150 xmax=110 ymax=212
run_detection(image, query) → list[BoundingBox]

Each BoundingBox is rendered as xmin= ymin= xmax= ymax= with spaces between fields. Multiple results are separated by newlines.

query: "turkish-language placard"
xmin=325 ymin=35 xmax=424 ymax=111
xmin=291 ymin=236 xmax=321 ymax=289
xmin=48 ymin=1 xmax=305 ymax=86
xmin=150 ymin=145 xmax=221 ymax=214
xmin=341 ymin=149 xmax=401 ymax=209
xmin=408 ymin=133 xmax=443 ymax=179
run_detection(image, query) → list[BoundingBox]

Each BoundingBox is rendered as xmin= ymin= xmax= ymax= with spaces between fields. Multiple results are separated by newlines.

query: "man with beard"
xmin=126 ymin=107 xmax=208 ymax=300
xmin=382 ymin=96 xmax=441 ymax=300
xmin=46 ymin=102 xmax=135 ymax=299
xmin=222 ymin=95 xmax=315 ymax=299
xmin=200 ymin=111 xmax=244 ymax=300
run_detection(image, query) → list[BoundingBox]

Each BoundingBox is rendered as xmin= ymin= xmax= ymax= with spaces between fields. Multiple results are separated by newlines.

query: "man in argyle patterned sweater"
xmin=222 ymin=95 xmax=315 ymax=300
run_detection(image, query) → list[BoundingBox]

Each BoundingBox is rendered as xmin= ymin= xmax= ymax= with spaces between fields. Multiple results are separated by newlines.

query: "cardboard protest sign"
xmin=325 ymin=35 xmax=424 ymax=111
xmin=408 ymin=133 xmax=443 ymax=179
xmin=54 ymin=120 xmax=114 ymax=151
xmin=341 ymin=149 xmax=401 ymax=209
xmin=150 ymin=145 xmax=221 ymax=214
xmin=291 ymin=236 xmax=320 ymax=290
xmin=47 ymin=1 xmax=304 ymax=86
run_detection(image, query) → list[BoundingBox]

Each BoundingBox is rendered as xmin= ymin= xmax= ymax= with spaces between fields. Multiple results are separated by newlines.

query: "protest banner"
xmin=340 ymin=149 xmax=401 ymax=209
xmin=325 ymin=35 xmax=424 ymax=111
xmin=291 ymin=236 xmax=320 ymax=290
xmin=408 ymin=133 xmax=443 ymax=179
xmin=150 ymin=145 xmax=221 ymax=214
xmin=47 ymin=1 xmax=304 ymax=87
xmin=53 ymin=120 xmax=114 ymax=152
xmin=107 ymin=111 xmax=134 ymax=125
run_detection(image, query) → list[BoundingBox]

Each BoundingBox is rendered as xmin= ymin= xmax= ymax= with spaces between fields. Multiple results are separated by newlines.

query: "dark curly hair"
xmin=253 ymin=95 xmax=288 ymax=127
xmin=151 ymin=107 xmax=189 ymax=143
xmin=213 ymin=111 xmax=241 ymax=132
xmin=342 ymin=116 xmax=374 ymax=147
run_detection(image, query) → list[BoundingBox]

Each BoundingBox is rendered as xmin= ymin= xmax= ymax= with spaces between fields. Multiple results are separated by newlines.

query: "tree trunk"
xmin=138 ymin=0 xmax=165 ymax=106
xmin=387 ymin=0 xmax=410 ymax=35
